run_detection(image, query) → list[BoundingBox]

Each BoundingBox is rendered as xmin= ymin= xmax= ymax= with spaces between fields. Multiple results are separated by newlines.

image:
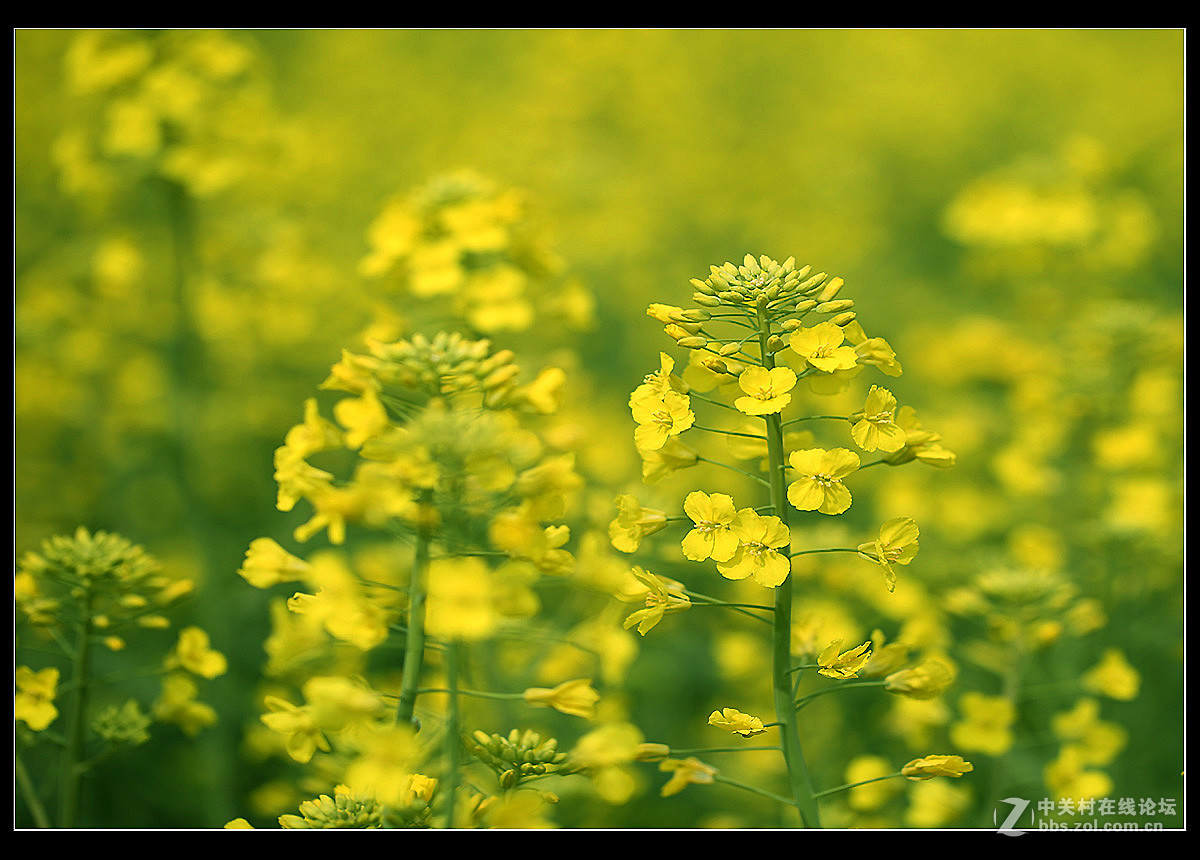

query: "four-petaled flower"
xmin=630 ymin=389 xmax=695 ymax=452
xmin=733 ymin=366 xmax=797 ymax=415
xmin=787 ymin=448 xmax=861 ymax=515
xmin=680 ymin=490 xmax=739 ymax=562
xmin=717 ymin=510 xmax=792 ymax=588
xmin=789 ymin=322 xmax=859 ymax=373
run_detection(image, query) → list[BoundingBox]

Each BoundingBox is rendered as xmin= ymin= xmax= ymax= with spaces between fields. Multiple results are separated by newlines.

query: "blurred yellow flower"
xmin=884 ymin=658 xmax=956 ymax=700
xmin=949 ymin=692 xmax=1015 ymax=757
xmin=238 ymin=537 xmax=310 ymax=589
xmin=425 ymin=556 xmax=499 ymax=642
xmin=608 ymin=494 xmax=669 ymax=553
xmin=15 ymin=666 xmax=59 ymax=731
xmin=1081 ymin=648 xmax=1140 ymax=701
xmin=168 ymin=626 xmax=228 ymax=680
xmin=153 ymin=674 xmax=218 ymax=737
xmin=659 ymin=757 xmax=718 ymax=797
xmin=523 ymin=678 xmax=600 ymax=719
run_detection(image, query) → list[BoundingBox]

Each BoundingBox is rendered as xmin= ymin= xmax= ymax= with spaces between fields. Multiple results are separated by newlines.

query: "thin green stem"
xmin=688 ymin=391 xmax=742 ymax=412
xmin=416 ymin=688 xmax=523 ymax=701
xmin=669 ymin=746 xmax=782 ymax=755
xmin=794 ymin=680 xmax=887 ymax=711
xmin=692 ymin=425 xmax=767 ymax=440
xmin=714 ymin=774 xmax=799 ymax=809
xmin=814 ymin=772 xmax=904 ymax=799
xmin=759 ymin=302 xmax=822 ymax=829
xmin=782 ymin=415 xmax=850 ymax=427
xmin=791 ymin=548 xmax=859 ymax=556
xmin=683 ymin=590 xmax=773 ymax=626
xmin=697 ymin=456 xmax=770 ymax=487
xmin=395 ymin=489 xmax=434 ymax=729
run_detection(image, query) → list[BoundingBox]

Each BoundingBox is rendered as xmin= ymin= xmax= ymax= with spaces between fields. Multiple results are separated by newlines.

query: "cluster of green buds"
xmin=16 ymin=527 xmax=192 ymax=633
xmin=946 ymin=566 xmax=1099 ymax=650
xmin=323 ymin=331 xmax=560 ymax=415
xmin=465 ymin=729 xmax=575 ymax=789
xmin=278 ymin=785 xmax=384 ymax=829
xmin=91 ymin=700 xmax=152 ymax=747
xmin=685 ymin=253 xmax=857 ymax=326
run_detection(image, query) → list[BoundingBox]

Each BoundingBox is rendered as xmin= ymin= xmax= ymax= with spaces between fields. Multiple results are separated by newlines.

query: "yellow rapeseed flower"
xmin=168 ymin=626 xmax=228 ymax=680
xmin=789 ymin=321 xmax=859 ymax=373
xmin=260 ymin=695 xmax=329 ymax=763
xmin=850 ymin=385 xmax=906 ymax=453
xmin=620 ymin=566 xmax=691 ymax=636
xmin=787 ymin=447 xmax=860 ymax=515
xmin=608 ymin=495 xmax=669 ymax=553
xmin=658 ymin=757 xmax=719 ymax=797
xmin=523 ymin=678 xmax=600 ymax=719
xmin=857 ymin=517 xmax=920 ymax=592
xmin=716 ymin=510 xmax=792 ymax=588
xmin=949 ymin=692 xmax=1016 ymax=757
xmin=630 ymin=388 xmax=695 ymax=451
xmin=424 ymin=556 xmax=499 ymax=642
xmin=680 ymin=490 xmax=739 ymax=562
xmin=638 ymin=436 xmax=701 ymax=484
xmin=817 ymin=638 xmax=874 ymax=679
xmin=901 ymin=754 xmax=974 ymax=780
xmin=734 ymin=365 xmax=797 ymax=415
xmin=238 ymin=537 xmax=310 ymax=589
xmin=15 ymin=666 xmax=59 ymax=731
xmin=1080 ymin=648 xmax=1140 ymax=701
xmin=884 ymin=658 xmax=956 ymax=700
xmin=707 ymin=707 xmax=766 ymax=738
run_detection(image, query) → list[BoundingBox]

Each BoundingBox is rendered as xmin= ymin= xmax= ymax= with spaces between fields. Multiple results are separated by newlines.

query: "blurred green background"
xmin=15 ymin=29 xmax=1183 ymax=829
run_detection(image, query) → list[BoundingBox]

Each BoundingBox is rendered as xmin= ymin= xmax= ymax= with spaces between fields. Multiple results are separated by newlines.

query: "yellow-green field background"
xmin=15 ymin=29 xmax=1184 ymax=829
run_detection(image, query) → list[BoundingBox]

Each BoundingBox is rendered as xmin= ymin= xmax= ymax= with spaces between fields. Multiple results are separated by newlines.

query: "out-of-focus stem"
xmin=395 ymin=489 xmax=434 ymax=728
xmin=58 ymin=594 xmax=93 ymax=828
xmin=757 ymin=302 xmax=822 ymax=829
xmin=442 ymin=641 xmax=462 ymax=829
xmin=17 ymin=749 xmax=51 ymax=828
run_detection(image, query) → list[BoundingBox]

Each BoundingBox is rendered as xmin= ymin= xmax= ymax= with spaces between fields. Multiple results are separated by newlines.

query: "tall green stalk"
xmin=757 ymin=303 xmax=822 ymax=829
xmin=395 ymin=489 xmax=434 ymax=728
xmin=58 ymin=593 xmax=93 ymax=828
